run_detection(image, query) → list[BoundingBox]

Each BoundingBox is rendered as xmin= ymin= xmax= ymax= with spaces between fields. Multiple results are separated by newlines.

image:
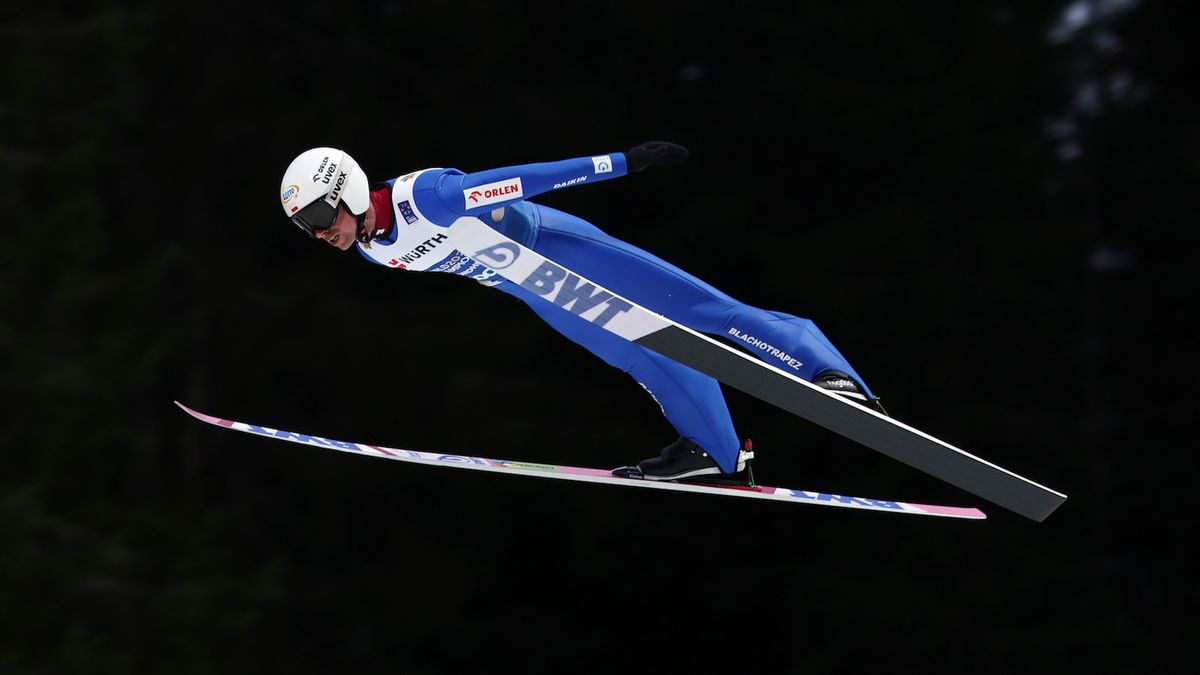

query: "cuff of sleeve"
xmin=609 ymin=152 xmax=629 ymax=176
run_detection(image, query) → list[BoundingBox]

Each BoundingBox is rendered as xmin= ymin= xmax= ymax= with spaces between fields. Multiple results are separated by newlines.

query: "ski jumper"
xmin=356 ymin=153 xmax=874 ymax=473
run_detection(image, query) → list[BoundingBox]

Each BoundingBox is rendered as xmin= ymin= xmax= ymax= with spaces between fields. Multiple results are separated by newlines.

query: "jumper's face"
xmin=314 ymin=204 xmax=358 ymax=251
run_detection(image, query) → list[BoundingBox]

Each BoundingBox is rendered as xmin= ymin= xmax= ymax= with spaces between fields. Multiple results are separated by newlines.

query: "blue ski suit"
xmin=357 ymin=152 xmax=873 ymax=473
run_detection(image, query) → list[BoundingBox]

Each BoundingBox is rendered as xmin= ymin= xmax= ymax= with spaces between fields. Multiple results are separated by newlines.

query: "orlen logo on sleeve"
xmin=463 ymin=177 xmax=523 ymax=209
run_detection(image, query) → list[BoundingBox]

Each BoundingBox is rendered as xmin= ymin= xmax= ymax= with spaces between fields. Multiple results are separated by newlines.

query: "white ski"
xmin=447 ymin=217 xmax=1067 ymax=521
xmin=176 ymin=402 xmax=985 ymax=519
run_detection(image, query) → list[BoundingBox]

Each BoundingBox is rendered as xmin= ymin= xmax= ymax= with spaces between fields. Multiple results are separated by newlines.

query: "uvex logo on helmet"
xmin=328 ymin=171 xmax=348 ymax=202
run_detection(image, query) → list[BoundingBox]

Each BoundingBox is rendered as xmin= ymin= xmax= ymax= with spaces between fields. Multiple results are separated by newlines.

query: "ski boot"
xmin=612 ymin=437 xmax=755 ymax=482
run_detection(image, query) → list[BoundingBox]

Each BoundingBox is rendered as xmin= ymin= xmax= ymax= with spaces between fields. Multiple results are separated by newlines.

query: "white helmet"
xmin=279 ymin=147 xmax=370 ymax=237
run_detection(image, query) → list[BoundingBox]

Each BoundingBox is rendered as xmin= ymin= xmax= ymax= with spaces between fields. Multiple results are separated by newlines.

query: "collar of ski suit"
xmin=365 ymin=186 xmax=394 ymax=242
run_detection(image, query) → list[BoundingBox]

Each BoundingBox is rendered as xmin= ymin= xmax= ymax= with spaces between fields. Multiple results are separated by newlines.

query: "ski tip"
xmin=174 ymin=400 xmax=201 ymax=418
xmin=173 ymin=401 xmax=234 ymax=427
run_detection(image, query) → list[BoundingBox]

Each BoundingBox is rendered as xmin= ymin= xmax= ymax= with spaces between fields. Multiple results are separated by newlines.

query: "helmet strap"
xmin=354 ymin=211 xmax=374 ymax=247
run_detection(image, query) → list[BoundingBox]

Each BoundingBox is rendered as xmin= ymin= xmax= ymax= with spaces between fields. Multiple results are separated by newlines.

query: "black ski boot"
xmin=612 ymin=437 xmax=754 ymax=481
xmin=814 ymin=370 xmax=888 ymax=415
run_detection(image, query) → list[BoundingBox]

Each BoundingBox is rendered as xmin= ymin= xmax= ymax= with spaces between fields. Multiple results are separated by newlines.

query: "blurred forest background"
xmin=2 ymin=1 xmax=1195 ymax=673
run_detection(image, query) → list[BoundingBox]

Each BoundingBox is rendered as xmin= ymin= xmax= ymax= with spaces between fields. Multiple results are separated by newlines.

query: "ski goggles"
xmin=290 ymin=198 xmax=338 ymax=238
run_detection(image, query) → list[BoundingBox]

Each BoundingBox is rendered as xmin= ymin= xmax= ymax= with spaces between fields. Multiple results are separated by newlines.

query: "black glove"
xmin=625 ymin=141 xmax=689 ymax=173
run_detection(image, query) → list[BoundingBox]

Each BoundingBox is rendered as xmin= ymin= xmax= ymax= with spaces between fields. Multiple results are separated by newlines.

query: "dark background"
xmin=3 ymin=1 xmax=1195 ymax=673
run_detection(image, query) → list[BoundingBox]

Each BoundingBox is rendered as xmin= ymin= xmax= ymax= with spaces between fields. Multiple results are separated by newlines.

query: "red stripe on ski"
xmin=691 ymin=483 xmax=773 ymax=493
xmin=366 ymin=444 xmax=398 ymax=457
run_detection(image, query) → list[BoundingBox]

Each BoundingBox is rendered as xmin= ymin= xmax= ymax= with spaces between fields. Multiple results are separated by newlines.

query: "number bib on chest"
xmin=357 ymin=170 xmax=500 ymax=284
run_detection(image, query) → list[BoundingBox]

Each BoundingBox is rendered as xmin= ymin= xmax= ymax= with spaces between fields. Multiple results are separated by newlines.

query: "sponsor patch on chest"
xmin=396 ymin=200 xmax=419 ymax=224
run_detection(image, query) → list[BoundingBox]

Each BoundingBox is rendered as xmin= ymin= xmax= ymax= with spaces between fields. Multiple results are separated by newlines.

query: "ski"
xmin=449 ymin=217 xmax=1067 ymax=522
xmin=176 ymin=402 xmax=985 ymax=520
